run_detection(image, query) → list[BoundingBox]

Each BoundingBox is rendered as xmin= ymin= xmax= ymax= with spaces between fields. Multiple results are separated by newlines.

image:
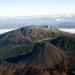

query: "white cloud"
xmin=0 ymin=29 xmax=14 ymax=34
xmin=56 ymin=19 xmax=61 ymax=21
xmin=59 ymin=28 xmax=75 ymax=33
xmin=56 ymin=19 xmax=67 ymax=22
xmin=67 ymin=14 xmax=72 ymax=17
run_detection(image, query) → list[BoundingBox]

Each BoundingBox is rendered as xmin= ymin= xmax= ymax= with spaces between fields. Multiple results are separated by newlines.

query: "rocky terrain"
xmin=0 ymin=26 xmax=59 ymax=58
xmin=0 ymin=26 xmax=75 ymax=75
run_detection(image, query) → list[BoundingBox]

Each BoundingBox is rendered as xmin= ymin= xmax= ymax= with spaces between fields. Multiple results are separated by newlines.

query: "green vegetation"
xmin=50 ymin=35 xmax=75 ymax=52
xmin=0 ymin=43 xmax=34 ymax=58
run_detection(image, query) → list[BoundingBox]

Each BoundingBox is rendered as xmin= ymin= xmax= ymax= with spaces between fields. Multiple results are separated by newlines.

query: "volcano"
xmin=6 ymin=41 xmax=68 ymax=75
xmin=27 ymin=42 xmax=67 ymax=69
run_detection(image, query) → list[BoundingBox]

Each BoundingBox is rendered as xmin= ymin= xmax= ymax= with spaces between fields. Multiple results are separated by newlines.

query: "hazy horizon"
xmin=0 ymin=0 xmax=75 ymax=17
xmin=0 ymin=0 xmax=75 ymax=33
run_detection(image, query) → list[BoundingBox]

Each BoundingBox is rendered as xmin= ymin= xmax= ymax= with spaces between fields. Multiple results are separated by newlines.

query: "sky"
xmin=0 ymin=0 xmax=75 ymax=17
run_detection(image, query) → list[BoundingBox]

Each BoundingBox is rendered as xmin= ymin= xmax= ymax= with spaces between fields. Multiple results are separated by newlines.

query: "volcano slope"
xmin=0 ymin=26 xmax=74 ymax=59
xmin=5 ymin=41 xmax=68 ymax=75
xmin=4 ymin=28 xmax=75 ymax=75
xmin=0 ymin=26 xmax=60 ymax=58
xmin=0 ymin=26 xmax=75 ymax=75
xmin=0 ymin=26 xmax=74 ymax=58
xmin=50 ymin=34 xmax=75 ymax=69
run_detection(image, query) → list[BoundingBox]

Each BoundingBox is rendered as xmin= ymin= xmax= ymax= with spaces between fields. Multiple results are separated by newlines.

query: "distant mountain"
xmin=0 ymin=15 xmax=75 ymax=29
xmin=0 ymin=26 xmax=60 ymax=58
xmin=56 ymin=22 xmax=75 ymax=28
xmin=0 ymin=26 xmax=59 ymax=45
xmin=0 ymin=26 xmax=75 ymax=59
